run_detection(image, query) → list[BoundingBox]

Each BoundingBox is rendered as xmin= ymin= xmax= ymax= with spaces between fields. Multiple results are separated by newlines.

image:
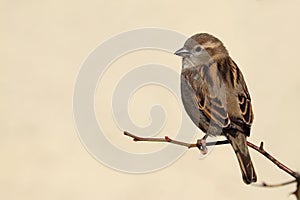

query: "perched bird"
xmin=175 ymin=33 xmax=257 ymax=184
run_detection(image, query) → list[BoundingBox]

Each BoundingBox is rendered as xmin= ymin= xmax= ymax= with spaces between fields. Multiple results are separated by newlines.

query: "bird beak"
xmin=174 ymin=47 xmax=191 ymax=57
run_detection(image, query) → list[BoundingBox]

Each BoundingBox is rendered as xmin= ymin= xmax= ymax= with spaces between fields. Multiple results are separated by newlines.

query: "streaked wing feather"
xmin=183 ymin=67 xmax=230 ymax=129
xmin=238 ymin=94 xmax=253 ymax=125
xmin=196 ymin=92 xmax=230 ymax=128
xmin=235 ymin=63 xmax=254 ymax=126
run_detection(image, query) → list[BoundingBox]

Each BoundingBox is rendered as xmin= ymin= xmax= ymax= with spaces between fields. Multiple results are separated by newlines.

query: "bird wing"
xmin=181 ymin=61 xmax=254 ymax=135
xmin=181 ymin=66 xmax=231 ymax=130
xmin=234 ymin=62 xmax=254 ymax=135
xmin=196 ymin=84 xmax=231 ymax=129
xmin=237 ymin=93 xmax=253 ymax=125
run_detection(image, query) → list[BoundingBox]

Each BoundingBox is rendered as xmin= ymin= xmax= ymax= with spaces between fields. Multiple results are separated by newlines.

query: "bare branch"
xmin=246 ymin=141 xmax=300 ymax=180
xmin=124 ymin=131 xmax=194 ymax=148
xmin=252 ymin=180 xmax=297 ymax=188
xmin=124 ymin=131 xmax=300 ymax=185
xmin=124 ymin=131 xmax=230 ymax=149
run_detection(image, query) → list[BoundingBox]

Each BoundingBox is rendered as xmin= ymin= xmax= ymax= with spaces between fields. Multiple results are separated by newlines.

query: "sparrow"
xmin=175 ymin=33 xmax=257 ymax=184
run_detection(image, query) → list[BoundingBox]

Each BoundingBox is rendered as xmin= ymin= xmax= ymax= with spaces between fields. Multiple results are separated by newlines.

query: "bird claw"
xmin=197 ymin=138 xmax=208 ymax=155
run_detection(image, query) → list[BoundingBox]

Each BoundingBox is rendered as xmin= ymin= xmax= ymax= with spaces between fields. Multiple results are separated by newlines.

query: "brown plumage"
xmin=175 ymin=33 xmax=257 ymax=184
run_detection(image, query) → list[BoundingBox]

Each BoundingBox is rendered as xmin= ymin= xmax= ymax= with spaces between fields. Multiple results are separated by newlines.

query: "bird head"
xmin=175 ymin=33 xmax=229 ymax=68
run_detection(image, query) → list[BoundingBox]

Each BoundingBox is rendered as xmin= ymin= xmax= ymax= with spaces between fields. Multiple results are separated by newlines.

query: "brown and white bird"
xmin=175 ymin=33 xmax=257 ymax=184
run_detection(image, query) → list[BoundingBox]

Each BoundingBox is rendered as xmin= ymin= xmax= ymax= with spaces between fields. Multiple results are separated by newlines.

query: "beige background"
xmin=1 ymin=0 xmax=300 ymax=199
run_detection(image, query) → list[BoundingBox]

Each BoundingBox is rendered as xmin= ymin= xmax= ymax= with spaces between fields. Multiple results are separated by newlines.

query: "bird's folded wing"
xmin=238 ymin=94 xmax=253 ymax=125
xmin=231 ymin=61 xmax=254 ymax=136
xmin=234 ymin=61 xmax=254 ymax=127
xmin=182 ymin=69 xmax=231 ymax=129
xmin=196 ymin=89 xmax=231 ymax=128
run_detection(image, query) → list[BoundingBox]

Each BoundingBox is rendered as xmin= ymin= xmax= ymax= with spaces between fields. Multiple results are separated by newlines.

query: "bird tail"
xmin=226 ymin=132 xmax=257 ymax=184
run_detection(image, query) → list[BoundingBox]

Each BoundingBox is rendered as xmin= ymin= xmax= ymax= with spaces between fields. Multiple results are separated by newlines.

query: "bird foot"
xmin=196 ymin=136 xmax=208 ymax=155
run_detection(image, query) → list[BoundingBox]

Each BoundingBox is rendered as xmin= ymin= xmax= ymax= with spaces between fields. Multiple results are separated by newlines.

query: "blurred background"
xmin=1 ymin=0 xmax=300 ymax=199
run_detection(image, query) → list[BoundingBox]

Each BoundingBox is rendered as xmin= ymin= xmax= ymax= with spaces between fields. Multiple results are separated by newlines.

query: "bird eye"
xmin=195 ymin=46 xmax=202 ymax=52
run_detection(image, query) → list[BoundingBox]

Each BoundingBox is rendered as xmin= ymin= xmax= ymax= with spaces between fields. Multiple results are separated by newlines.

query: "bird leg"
xmin=196 ymin=135 xmax=209 ymax=155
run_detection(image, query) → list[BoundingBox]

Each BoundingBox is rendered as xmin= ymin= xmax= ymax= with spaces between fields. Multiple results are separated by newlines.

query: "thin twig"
xmin=246 ymin=141 xmax=300 ymax=180
xmin=124 ymin=131 xmax=300 ymax=181
xmin=124 ymin=131 xmax=300 ymax=199
xmin=124 ymin=131 xmax=230 ymax=148
xmin=252 ymin=180 xmax=297 ymax=188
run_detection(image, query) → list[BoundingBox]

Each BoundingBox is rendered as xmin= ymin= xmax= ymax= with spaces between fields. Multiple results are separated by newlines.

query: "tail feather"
xmin=227 ymin=132 xmax=257 ymax=184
